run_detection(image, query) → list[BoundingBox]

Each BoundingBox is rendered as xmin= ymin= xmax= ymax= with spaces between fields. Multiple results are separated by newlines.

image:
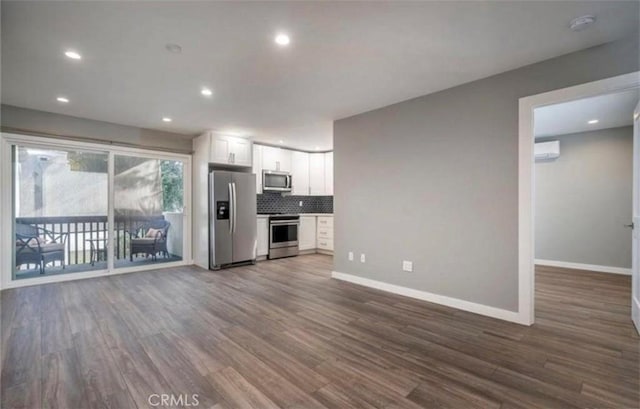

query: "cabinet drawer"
xmin=317 ymin=216 xmax=333 ymax=228
xmin=317 ymin=226 xmax=333 ymax=239
xmin=317 ymin=238 xmax=333 ymax=251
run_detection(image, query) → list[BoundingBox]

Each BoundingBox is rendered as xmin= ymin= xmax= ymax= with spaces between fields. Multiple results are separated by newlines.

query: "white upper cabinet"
xmin=206 ymin=132 xmax=253 ymax=167
xmin=230 ymin=137 xmax=252 ymax=167
xmin=210 ymin=134 xmax=231 ymax=164
xmin=261 ymin=146 xmax=292 ymax=172
xmin=324 ymin=151 xmax=333 ymax=196
xmin=248 ymin=143 xmax=333 ymax=197
xmin=291 ymin=151 xmax=310 ymax=195
xmin=309 ymin=153 xmax=326 ymax=195
xmin=252 ymin=145 xmax=263 ymax=194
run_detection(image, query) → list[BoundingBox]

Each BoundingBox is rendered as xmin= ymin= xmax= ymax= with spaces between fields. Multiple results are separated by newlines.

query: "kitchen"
xmin=192 ymin=131 xmax=333 ymax=270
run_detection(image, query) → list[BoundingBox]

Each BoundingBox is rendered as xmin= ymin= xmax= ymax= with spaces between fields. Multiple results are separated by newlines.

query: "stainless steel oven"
xmin=263 ymin=170 xmax=292 ymax=192
xmin=269 ymin=215 xmax=299 ymax=259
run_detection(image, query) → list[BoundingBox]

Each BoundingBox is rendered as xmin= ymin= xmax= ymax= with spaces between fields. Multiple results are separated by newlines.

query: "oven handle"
xmin=269 ymin=220 xmax=300 ymax=225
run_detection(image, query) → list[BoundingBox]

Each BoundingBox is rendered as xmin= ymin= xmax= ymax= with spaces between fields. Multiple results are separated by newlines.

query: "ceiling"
xmin=534 ymin=89 xmax=639 ymax=138
xmin=2 ymin=1 xmax=638 ymax=150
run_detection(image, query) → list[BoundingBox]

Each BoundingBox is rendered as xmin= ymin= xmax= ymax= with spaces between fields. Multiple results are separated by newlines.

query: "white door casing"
xmin=632 ymin=99 xmax=640 ymax=334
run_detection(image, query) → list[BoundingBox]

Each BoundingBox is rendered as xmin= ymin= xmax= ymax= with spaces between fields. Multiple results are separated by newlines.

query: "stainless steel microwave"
xmin=262 ymin=170 xmax=292 ymax=192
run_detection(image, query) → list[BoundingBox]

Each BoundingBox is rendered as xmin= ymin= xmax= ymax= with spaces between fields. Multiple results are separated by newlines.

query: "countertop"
xmin=257 ymin=213 xmax=333 ymax=218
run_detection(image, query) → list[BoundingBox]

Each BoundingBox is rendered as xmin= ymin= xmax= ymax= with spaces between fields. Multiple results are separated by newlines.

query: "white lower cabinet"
xmin=257 ymin=217 xmax=269 ymax=257
xmin=316 ymin=216 xmax=334 ymax=251
xmin=299 ymin=216 xmax=317 ymax=250
xmin=317 ymin=238 xmax=334 ymax=251
xmin=256 ymin=214 xmax=333 ymax=257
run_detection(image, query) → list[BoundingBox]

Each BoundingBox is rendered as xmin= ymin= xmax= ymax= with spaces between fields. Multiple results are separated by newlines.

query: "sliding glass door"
xmin=13 ymin=145 xmax=109 ymax=279
xmin=113 ymin=154 xmax=185 ymax=269
xmin=6 ymin=135 xmax=190 ymax=285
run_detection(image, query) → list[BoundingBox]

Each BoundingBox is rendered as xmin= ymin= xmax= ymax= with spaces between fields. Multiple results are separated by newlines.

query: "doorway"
xmin=518 ymin=72 xmax=640 ymax=329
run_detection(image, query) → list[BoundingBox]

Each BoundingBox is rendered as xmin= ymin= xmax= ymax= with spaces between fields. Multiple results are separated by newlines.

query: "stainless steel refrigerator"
xmin=209 ymin=171 xmax=257 ymax=269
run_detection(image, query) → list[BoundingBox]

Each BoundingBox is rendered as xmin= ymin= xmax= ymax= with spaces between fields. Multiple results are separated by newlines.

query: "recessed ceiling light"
xmin=64 ymin=50 xmax=82 ymax=60
xmin=275 ymin=33 xmax=290 ymax=46
xmin=588 ymin=119 xmax=599 ymax=124
xmin=201 ymin=88 xmax=213 ymax=97
xmin=570 ymin=15 xmax=596 ymax=31
xmin=165 ymin=43 xmax=182 ymax=54
xmin=56 ymin=97 xmax=69 ymax=103
xmin=162 ymin=117 xmax=172 ymax=122
xmin=314 ymin=146 xmax=319 ymax=150
xmin=279 ymin=140 xmax=284 ymax=144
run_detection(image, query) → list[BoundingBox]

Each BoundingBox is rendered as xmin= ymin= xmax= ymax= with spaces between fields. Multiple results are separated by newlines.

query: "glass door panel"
xmin=113 ymin=155 xmax=184 ymax=268
xmin=12 ymin=145 xmax=109 ymax=280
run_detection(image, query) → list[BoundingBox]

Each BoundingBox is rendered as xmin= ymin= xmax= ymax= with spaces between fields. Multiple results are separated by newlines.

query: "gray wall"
xmin=535 ymin=127 xmax=633 ymax=269
xmin=1 ymin=104 xmax=193 ymax=153
xmin=333 ymin=36 xmax=639 ymax=312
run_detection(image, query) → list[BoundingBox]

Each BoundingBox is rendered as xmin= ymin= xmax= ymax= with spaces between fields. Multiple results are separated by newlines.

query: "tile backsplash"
xmin=257 ymin=192 xmax=333 ymax=214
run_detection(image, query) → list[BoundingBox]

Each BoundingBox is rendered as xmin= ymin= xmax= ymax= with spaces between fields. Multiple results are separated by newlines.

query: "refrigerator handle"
xmin=232 ymin=182 xmax=238 ymax=233
xmin=228 ymin=182 xmax=234 ymax=233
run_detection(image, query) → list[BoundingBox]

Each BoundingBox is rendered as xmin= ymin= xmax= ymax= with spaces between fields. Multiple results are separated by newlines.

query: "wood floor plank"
xmin=138 ymin=332 xmax=225 ymax=408
xmin=207 ymin=366 xmax=279 ymax=409
xmin=42 ymin=349 xmax=88 ymax=409
xmin=0 ymin=255 xmax=637 ymax=409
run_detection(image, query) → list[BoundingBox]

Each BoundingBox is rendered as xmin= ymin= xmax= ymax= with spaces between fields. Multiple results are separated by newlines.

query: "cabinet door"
xmin=299 ymin=216 xmax=317 ymax=250
xmin=253 ymin=145 xmax=263 ymax=194
xmin=291 ymin=151 xmax=310 ymax=195
xmin=262 ymin=146 xmax=291 ymax=172
xmin=257 ymin=218 xmax=269 ymax=256
xmin=278 ymin=149 xmax=292 ymax=172
xmin=324 ymin=152 xmax=333 ymax=195
xmin=230 ymin=138 xmax=252 ymax=167
xmin=261 ymin=146 xmax=278 ymax=171
xmin=309 ymin=153 xmax=326 ymax=195
xmin=210 ymin=134 xmax=232 ymax=164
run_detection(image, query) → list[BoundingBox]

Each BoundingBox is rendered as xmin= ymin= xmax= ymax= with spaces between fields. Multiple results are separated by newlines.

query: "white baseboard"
xmin=331 ymin=271 xmax=528 ymax=325
xmin=535 ymin=259 xmax=631 ymax=275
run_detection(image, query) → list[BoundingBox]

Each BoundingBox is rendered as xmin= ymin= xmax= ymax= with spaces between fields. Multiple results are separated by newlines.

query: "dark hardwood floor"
xmin=1 ymin=254 xmax=638 ymax=408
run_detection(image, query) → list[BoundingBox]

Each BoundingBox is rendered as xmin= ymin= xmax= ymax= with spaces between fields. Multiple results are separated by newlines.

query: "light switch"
xmin=348 ymin=252 xmax=354 ymax=261
xmin=360 ymin=254 xmax=366 ymax=263
xmin=402 ymin=261 xmax=413 ymax=272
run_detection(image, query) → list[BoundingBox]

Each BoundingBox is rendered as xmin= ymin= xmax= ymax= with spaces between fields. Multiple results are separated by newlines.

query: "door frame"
xmin=0 ymin=132 xmax=192 ymax=290
xmin=518 ymin=71 xmax=640 ymax=325
xmin=632 ymin=100 xmax=640 ymax=333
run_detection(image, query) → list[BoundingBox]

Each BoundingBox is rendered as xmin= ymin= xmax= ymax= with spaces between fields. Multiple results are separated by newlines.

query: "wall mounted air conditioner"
xmin=534 ymin=140 xmax=560 ymax=161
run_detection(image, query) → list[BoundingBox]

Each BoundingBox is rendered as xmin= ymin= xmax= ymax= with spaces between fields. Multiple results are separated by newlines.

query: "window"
xmin=3 ymin=135 xmax=190 ymax=284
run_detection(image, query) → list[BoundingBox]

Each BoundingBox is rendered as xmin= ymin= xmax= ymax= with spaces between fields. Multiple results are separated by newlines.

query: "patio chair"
xmin=127 ymin=220 xmax=171 ymax=261
xmin=15 ymin=223 xmax=68 ymax=274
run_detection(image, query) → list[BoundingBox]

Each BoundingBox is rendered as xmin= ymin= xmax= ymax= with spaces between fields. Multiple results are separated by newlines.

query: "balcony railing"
xmin=15 ymin=215 xmax=166 ymax=265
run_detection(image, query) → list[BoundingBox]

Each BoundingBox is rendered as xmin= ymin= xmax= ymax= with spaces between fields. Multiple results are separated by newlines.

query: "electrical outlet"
xmin=348 ymin=252 xmax=354 ymax=261
xmin=360 ymin=253 xmax=366 ymax=263
xmin=299 ymin=201 xmax=303 ymax=207
xmin=402 ymin=261 xmax=413 ymax=272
